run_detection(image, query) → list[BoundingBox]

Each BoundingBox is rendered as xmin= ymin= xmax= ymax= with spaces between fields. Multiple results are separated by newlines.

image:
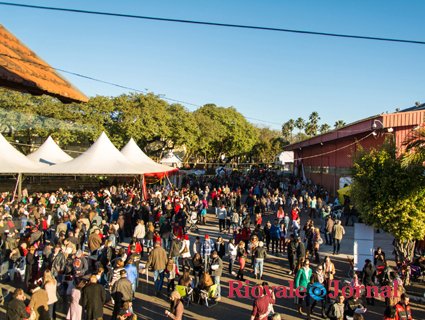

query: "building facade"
xmin=284 ymin=107 xmax=425 ymax=195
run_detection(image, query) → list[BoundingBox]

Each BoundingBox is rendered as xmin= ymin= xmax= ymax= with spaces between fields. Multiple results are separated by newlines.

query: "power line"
xmin=0 ymin=2 xmax=424 ymax=45
xmin=0 ymin=52 xmax=283 ymax=127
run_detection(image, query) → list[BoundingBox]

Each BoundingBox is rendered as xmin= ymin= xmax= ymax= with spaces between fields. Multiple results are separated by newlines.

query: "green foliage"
xmin=193 ymin=104 xmax=258 ymax=162
xmin=351 ymin=141 xmax=425 ymax=241
xmin=251 ymin=127 xmax=288 ymax=163
xmin=401 ymin=127 xmax=425 ymax=167
xmin=319 ymin=123 xmax=331 ymax=134
xmin=334 ymin=120 xmax=346 ymax=129
xmin=0 ymin=88 xmax=262 ymax=164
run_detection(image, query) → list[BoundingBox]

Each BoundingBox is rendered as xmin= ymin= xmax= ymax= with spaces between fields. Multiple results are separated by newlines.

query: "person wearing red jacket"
xmin=395 ymin=294 xmax=413 ymax=320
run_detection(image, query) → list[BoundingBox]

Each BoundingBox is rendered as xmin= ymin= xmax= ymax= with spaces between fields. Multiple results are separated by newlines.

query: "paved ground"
xmin=0 ymin=210 xmax=424 ymax=320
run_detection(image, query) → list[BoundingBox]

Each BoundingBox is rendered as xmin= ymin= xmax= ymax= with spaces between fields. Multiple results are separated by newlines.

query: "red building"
xmin=284 ymin=106 xmax=425 ymax=195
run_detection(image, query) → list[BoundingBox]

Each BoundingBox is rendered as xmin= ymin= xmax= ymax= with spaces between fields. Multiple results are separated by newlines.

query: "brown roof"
xmin=0 ymin=24 xmax=88 ymax=103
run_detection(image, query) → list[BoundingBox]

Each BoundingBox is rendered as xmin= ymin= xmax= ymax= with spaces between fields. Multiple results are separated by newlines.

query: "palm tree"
xmin=281 ymin=122 xmax=291 ymax=140
xmin=295 ymin=117 xmax=305 ymax=132
xmin=334 ymin=120 xmax=346 ymax=129
xmin=305 ymin=112 xmax=320 ymax=136
xmin=320 ymin=123 xmax=331 ymax=134
xmin=402 ymin=127 xmax=425 ymax=167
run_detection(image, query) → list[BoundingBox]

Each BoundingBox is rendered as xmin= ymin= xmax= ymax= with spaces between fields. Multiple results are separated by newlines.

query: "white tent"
xmin=276 ymin=151 xmax=294 ymax=165
xmin=32 ymin=132 xmax=141 ymax=175
xmin=27 ymin=136 xmax=73 ymax=165
xmin=160 ymin=152 xmax=183 ymax=168
xmin=121 ymin=138 xmax=177 ymax=177
xmin=0 ymin=133 xmax=41 ymax=174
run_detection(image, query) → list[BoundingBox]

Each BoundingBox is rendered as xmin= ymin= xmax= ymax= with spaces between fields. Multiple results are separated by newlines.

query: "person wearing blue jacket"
xmin=124 ymin=257 xmax=138 ymax=296
xmin=270 ymin=219 xmax=281 ymax=254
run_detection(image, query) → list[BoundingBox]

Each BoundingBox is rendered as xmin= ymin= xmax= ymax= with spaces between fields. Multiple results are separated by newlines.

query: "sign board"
xmin=353 ymin=223 xmax=374 ymax=271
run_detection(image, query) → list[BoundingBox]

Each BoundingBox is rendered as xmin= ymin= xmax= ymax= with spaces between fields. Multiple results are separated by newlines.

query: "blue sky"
xmin=1 ymin=1 xmax=424 ymax=130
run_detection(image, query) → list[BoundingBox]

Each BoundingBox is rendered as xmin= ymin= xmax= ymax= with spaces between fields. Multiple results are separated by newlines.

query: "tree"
xmin=319 ymin=123 xmax=331 ymax=134
xmin=305 ymin=112 xmax=320 ymax=136
xmin=193 ymin=104 xmax=258 ymax=163
xmin=250 ymin=128 xmax=287 ymax=163
xmin=295 ymin=117 xmax=305 ymax=133
xmin=281 ymin=119 xmax=295 ymax=141
xmin=401 ymin=127 xmax=425 ymax=167
xmin=334 ymin=120 xmax=346 ymax=129
xmin=351 ymin=141 xmax=425 ymax=262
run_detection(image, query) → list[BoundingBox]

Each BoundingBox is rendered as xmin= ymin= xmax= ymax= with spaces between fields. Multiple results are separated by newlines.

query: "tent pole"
xmin=17 ymin=173 xmax=22 ymax=201
xmin=166 ymin=174 xmax=173 ymax=188
xmin=12 ymin=174 xmax=19 ymax=201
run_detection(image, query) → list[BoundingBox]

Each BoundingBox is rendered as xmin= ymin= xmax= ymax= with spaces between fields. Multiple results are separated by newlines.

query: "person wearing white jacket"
xmin=228 ymin=239 xmax=237 ymax=276
xmin=181 ymin=235 xmax=192 ymax=270
xmin=133 ymin=220 xmax=146 ymax=249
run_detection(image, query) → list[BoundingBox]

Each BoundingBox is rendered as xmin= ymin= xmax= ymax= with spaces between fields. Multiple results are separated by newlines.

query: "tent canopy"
xmin=27 ymin=136 xmax=73 ymax=165
xmin=30 ymin=132 xmax=142 ymax=175
xmin=121 ymin=138 xmax=178 ymax=178
xmin=0 ymin=133 xmax=41 ymax=174
xmin=160 ymin=152 xmax=182 ymax=168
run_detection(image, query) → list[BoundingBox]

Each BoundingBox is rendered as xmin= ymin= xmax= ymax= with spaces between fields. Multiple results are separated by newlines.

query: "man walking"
xmin=216 ymin=204 xmax=227 ymax=233
xmin=254 ymin=241 xmax=267 ymax=280
xmin=332 ymin=220 xmax=345 ymax=255
xmin=146 ymin=241 xmax=168 ymax=297
xmin=210 ymin=250 xmax=223 ymax=301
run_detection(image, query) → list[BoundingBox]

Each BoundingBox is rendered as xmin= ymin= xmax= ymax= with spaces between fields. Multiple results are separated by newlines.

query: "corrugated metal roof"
xmin=285 ymin=110 xmax=425 ymax=151
xmin=0 ymin=24 xmax=88 ymax=103
xmin=383 ymin=110 xmax=425 ymax=128
xmin=401 ymin=103 xmax=425 ymax=112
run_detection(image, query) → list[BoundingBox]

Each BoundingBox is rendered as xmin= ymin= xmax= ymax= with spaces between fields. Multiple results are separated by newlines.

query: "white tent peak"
xmin=27 ymin=136 xmax=73 ymax=165
xmin=121 ymin=138 xmax=157 ymax=164
xmin=121 ymin=137 xmax=177 ymax=175
xmin=32 ymin=132 xmax=141 ymax=175
xmin=0 ymin=133 xmax=41 ymax=173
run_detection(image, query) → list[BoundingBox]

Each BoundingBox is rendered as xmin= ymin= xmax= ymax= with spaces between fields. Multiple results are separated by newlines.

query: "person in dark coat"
xmin=361 ymin=259 xmax=376 ymax=306
xmin=25 ymin=246 xmax=37 ymax=291
xmin=81 ymin=275 xmax=106 ymax=320
xmin=7 ymin=288 xmax=30 ymax=320
xmin=111 ymin=270 xmax=133 ymax=320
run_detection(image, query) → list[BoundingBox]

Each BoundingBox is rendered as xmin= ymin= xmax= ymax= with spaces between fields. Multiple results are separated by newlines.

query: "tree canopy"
xmin=0 ymin=89 xmax=271 ymax=165
xmin=351 ymin=141 xmax=425 ymax=259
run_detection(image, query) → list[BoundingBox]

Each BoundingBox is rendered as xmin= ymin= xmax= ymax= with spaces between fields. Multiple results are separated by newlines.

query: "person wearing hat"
xmin=112 ymin=269 xmax=133 ymax=320
xmin=201 ymin=235 xmax=214 ymax=271
xmin=73 ymin=250 xmax=88 ymax=278
xmin=254 ymin=241 xmax=267 ymax=280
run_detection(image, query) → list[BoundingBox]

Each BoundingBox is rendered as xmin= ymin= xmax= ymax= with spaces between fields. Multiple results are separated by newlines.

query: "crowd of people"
xmin=0 ymin=168 xmax=419 ymax=320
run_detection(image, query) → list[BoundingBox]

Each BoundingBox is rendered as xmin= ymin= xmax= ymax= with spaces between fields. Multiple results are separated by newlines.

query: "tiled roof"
xmin=0 ymin=24 xmax=88 ymax=103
